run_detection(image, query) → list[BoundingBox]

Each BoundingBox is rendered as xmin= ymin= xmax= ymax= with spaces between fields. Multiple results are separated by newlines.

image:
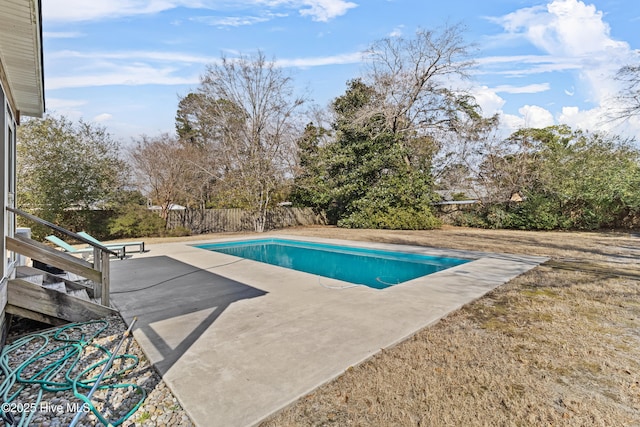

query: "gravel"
xmin=2 ymin=315 xmax=194 ymax=427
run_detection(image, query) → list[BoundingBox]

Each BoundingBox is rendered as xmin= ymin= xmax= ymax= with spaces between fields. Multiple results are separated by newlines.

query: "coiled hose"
xmin=0 ymin=319 xmax=145 ymax=426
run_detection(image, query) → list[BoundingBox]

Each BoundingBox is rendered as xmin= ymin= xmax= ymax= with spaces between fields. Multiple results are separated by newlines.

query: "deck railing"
xmin=5 ymin=207 xmax=117 ymax=306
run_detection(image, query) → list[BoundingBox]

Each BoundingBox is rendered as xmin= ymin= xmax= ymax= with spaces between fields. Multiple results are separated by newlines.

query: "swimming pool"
xmin=194 ymin=238 xmax=470 ymax=289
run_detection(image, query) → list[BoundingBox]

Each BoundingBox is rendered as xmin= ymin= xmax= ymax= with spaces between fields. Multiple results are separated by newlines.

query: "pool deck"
xmin=109 ymin=235 xmax=547 ymax=427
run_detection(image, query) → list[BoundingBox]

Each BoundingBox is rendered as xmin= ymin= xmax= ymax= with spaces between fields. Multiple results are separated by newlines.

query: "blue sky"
xmin=42 ymin=0 xmax=640 ymax=143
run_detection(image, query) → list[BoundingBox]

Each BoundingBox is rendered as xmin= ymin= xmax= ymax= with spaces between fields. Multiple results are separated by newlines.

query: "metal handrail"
xmin=7 ymin=206 xmax=115 ymax=306
xmin=7 ymin=206 xmax=118 ymax=256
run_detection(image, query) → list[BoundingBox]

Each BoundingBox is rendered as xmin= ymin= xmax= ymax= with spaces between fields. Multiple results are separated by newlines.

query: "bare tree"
xmin=475 ymin=137 xmax=540 ymax=204
xmin=182 ymin=51 xmax=305 ymax=231
xmin=432 ymin=109 xmax=499 ymax=190
xmin=613 ymin=64 xmax=640 ymax=120
xmin=352 ymin=24 xmax=502 ymax=202
xmin=129 ymin=133 xmax=207 ymax=224
xmin=360 ymin=24 xmax=478 ymax=166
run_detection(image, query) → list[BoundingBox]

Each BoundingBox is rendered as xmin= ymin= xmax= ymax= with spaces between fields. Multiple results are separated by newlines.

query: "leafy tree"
xmin=533 ymin=128 xmax=640 ymax=229
xmin=474 ymin=125 xmax=640 ymax=230
xmin=176 ymin=93 xmax=246 ymax=151
xmin=292 ymin=25 xmax=481 ymax=229
xmin=295 ymin=79 xmax=440 ymax=229
xmin=175 ymin=92 xmax=207 ymax=145
xmin=289 ymin=122 xmax=332 ymax=209
xmin=17 ymin=114 xmax=127 ymax=229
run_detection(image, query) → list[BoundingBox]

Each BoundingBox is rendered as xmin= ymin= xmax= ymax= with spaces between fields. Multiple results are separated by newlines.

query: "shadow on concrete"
xmin=109 ymin=256 xmax=266 ymax=374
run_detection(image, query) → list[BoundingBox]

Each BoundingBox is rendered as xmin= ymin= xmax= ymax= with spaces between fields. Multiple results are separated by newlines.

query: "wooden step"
xmin=67 ymin=289 xmax=90 ymax=301
xmin=41 ymin=282 xmax=67 ymax=293
xmin=16 ymin=265 xmax=95 ymax=297
xmin=6 ymin=278 xmax=118 ymax=325
xmin=18 ymin=273 xmax=44 ymax=286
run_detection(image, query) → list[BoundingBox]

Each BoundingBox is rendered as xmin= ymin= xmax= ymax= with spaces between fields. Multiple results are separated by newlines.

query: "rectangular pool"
xmin=194 ymin=239 xmax=470 ymax=289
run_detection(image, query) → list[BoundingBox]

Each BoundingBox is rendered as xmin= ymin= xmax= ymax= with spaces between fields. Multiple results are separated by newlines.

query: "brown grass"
xmin=243 ymin=226 xmax=640 ymax=426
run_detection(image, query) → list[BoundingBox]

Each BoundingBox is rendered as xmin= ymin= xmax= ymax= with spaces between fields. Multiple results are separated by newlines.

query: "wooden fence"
xmin=166 ymin=207 xmax=326 ymax=234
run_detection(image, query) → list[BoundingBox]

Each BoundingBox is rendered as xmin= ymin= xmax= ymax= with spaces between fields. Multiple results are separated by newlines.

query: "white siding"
xmin=0 ymin=0 xmax=45 ymax=117
xmin=0 ymin=82 xmax=7 ymax=347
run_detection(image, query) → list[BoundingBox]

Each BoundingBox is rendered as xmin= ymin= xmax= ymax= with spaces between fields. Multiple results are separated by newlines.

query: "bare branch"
xmin=177 ymin=51 xmax=306 ymax=231
xmin=361 ymin=23 xmax=477 ymax=138
xmin=611 ymin=64 xmax=640 ymax=121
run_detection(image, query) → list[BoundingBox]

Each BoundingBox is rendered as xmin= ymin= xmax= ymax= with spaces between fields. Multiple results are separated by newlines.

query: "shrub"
xmin=484 ymin=205 xmax=514 ymax=229
xmin=109 ymin=205 xmax=167 ymax=238
xmin=508 ymin=194 xmax=567 ymax=230
xmin=165 ymin=226 xmax=192 ymax=237
xmin=338 ymin=206 xmax=441 ymax=230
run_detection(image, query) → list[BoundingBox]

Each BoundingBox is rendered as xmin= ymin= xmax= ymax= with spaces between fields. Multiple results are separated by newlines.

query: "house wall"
xmin=0 ymin=80 xmax=7 ymax=348
xmin=0 ymin=0 xmax=45 ymax=349
xmin=0 ymin=71 xmax=16 ymax=349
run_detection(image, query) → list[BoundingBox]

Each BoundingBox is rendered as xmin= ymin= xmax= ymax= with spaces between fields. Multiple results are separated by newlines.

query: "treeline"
xmin=16 ymin=24 xmax=640 ymax=237
xmin=446 ymin=126 xmax=640 ymax=230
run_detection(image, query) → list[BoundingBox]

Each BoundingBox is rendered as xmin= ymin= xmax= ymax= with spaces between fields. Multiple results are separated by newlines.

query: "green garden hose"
xmin=0 ymin=319 xmax=146 ymax=426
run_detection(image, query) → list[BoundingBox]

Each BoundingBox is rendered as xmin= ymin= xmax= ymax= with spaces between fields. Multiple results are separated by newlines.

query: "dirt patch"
xmin=247 ymin=226 xmax=640 ymax=426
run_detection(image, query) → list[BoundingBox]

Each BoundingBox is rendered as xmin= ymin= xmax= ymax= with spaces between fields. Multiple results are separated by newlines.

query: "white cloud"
xmin=557 ymin=105 xmax=640 ymax=137
xmin=44 ymin=98 xmax=88 ymax=121
xmin=44 ymin=1 xmax=204 ymax=22
xmin=490 ymin=0 xmax=633 ymax=102
xmin=500 ymin=113 xmax=527 ymax=132
xmin=492 ymin=83 xmax=550 ymax=94
xmin=483 ymin=0 xmax=640 ymax=138
xmin=471 ymin=85 xmax=555 ymax=128
xmin=48 ymin=50 xmax=217 ymax=64
xmin=46 ymin=98 xmax=87 ymax=110
xmin=46 ymin=49 xmax=214 ymax=90
xmin=298 ymin=0 xmax=358 ymax=22
xmin=470 ymin=86 xmax=506 ymax=116
xmin=46 ymin=64 xmax=199 ymax=90
xmin=45 ymin=48 xmax=363 ymax=90
xmin=477 ymin=55 xmax=549 ymax=66
xmin=50 ymin=48 xmax=361 ymax=68
xmin=277 ymin=52 xmax=362 ymax=67
xmin=518 ymin=105 xmax=555 ymax=128
xmin=193 ymin=15 xmax=271 ymax=27
xmin=557 ymin=106 xmax=605 ymax=132
xmin=471 ymin=87 xmax=559 ymax=133
xmin=501 ymin=105 xmax=555 ymax=131
xmin=93 ymin=113 xmax=113 ymax=123
xmin=389 ymin=25 xmax=404 ymax=38
xmin=493 ymin=0 xmax=627 ymax=57
xmin=496 ymin=106 xmax=556 ymax=133
xmin=44 ymin=0 xmax=357 ymax=23
xmin=476 ymin=54 xmax=583 ymax=77
xmin=192 ymin=13 xmax=287 ymax=27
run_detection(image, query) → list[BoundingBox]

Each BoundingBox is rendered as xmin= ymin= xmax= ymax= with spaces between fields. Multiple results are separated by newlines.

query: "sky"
xmin=42 ymin=0 xmax=640 ymax=144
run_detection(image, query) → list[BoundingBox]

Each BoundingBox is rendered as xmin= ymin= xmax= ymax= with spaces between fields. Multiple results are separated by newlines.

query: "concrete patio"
xmin=109 ymin=235 xmax=547 ymax=426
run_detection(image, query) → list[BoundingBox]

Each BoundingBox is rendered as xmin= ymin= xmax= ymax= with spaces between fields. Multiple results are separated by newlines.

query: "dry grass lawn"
xmin=239 ymin=226 xmax=640 ymax=426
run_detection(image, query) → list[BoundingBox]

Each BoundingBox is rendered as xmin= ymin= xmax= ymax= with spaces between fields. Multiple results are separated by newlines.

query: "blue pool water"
xmin=194 ymin=239 xmax=470 ymax=289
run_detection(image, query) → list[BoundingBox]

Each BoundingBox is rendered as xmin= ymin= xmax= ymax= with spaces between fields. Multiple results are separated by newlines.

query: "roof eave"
xmin=0 ymin=0 xmax=46 ymax=118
